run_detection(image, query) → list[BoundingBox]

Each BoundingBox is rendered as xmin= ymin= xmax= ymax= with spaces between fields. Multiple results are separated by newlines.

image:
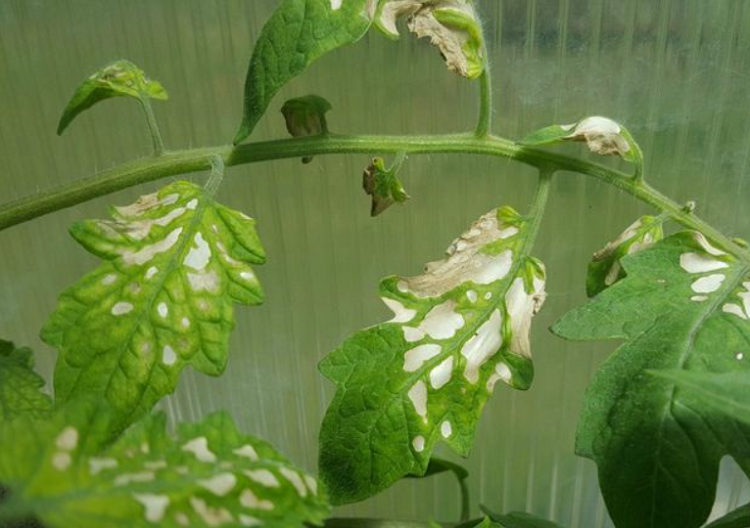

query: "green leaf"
xmin=649 ymin=370 xmax=750 ymax=426
xmin=58 ymin=60 xmax=167 ymax=135
xmin=233 ymin=0 xmax=377 ymax=144
xmin=362 ymin=156 xmax=410 ymax=216
xmin=553 ymin=231 xmax=750 ymax=528
xmin=0 ymin=403 xmax=329 ymax=528
xmin=319 ymin=206 xmax=546 ymax=505
xmin=521 ymin=116 xmax=642 ymax=164
xmin=374 ymin=0 xmax=485 ymax=79
xmin=705 ymin=503 xmax=750 ymax=528
xmin=406 ymin=456 xmax=468 ymax=480
xmin=587 ymin=215 xmax=665 ymax=297
xmin=0 ymin=340 xmax=52 ymax=422
xmin=480 ymin=506 xmax=568 ymax=528
xmin=41 ymin=180 xmax=266 ymax=437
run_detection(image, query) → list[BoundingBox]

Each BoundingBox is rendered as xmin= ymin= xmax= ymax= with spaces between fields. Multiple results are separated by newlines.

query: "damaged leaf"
xmin=0 ymin=340 xmax=52 ymax=422
xmin=521 ymin=116 xmax=642 ymax=165
xmin=362 ymin=156 xmax=410 ymax=216
xmin=58 ymin=60 xmax=167 ymax=135
xmin=281 ymin=95 xmax=332 ymax=137
xmin=553 ymin=231 xmax=750 ymax=528
xmin=234 ymin=0 xmax=378 ymax=144
xmin=41 ymin=180 xmax=266 ymax=438
xmin=281 ymin=95 xmax=332 ymax=163
xmin=319 ymin=206 xmax=546 ymax=504
xmin=0 ymin=402 xmax=329 ymax=528
xmin=374 ymin=0 xmax=485 ymax=79
xmin=587 ymin=215 xmax=665 ymax=297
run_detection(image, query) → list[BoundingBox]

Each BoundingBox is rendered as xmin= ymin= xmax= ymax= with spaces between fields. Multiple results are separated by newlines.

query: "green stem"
xmin=139 ymin=97 xmax=165 ymax=156
xmin=475 ymin=70 xmax=492 ymax=137
xmin=458 ymin=475 xmax=470 ymax=522
xmin=0 ymin=133 xmax=746 ymax=263
xmin=525 ymin=167 xmax=553 ymax=238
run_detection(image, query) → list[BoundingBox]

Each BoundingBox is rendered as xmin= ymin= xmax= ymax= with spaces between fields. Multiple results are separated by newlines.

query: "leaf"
xmin=480 ymin=506 xmax=568 ymax=528
xmin=0 ymin=402 xmax=329 ymax=528
xmin=649 ymin=370 xmax=750 ymax=426
xmin=521 ymin=116 xmax=642 ymax=164
xmin=233 ymin=0 xmax=378 ymax=144
xmin=0 ymin=340 xmax=52 ymax=422
xmin=362 ymin=156 xmax=410 ymax=216
xmin=587 ymin=215 xmax=665 ymax=297
xmin=705 ymin=503 xmax=750 ymax=528
xmin=405 ymin=456 xmax=468 ymax=480
xmin=41 ymin=180 xmax=266 ymax=438
xmin=319 ymin=206 xmax=546 ymax=504
xmin=374 ymin=0 xmax=485 ymax=79
xmin=553 ymin=231 xmax=750 ymax=528
xmin=281 ymin=95 xmax=332 ymax=137
xmin=58 ymin=60 xmax=167 ymax=135
xmin=281 ymin=95 xmax=333 ymax=163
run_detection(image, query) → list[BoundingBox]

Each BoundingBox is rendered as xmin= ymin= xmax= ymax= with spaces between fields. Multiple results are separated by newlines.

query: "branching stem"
xmin=0 ymin=134 xmax=747 ymax=264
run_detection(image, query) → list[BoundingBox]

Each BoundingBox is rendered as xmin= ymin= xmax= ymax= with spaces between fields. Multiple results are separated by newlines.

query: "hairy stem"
xmin=0 ymin=133 xmax=747 ymax=263
xmin=525 ymin=167 xmax=553 ymax=241
xmin=139 ymin=98 xmax=165 ymax=156
xmin=475 ymin=70 xmax=492 ymax=137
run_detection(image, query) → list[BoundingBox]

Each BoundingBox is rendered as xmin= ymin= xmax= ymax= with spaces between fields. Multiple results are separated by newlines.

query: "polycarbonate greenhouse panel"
xmin=0 ymin=1 xmax=749 ymax=526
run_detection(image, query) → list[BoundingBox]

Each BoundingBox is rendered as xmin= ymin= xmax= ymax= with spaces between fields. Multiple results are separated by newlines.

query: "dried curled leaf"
xmin=587 ymin=215 xmax=665 ymax=296
xmin=58 ymin=60 xmax=167 ymax=135
xmin=0 ymin=402 xmax=329 ymax=528
xmin=281 ymin=95 xmax=332 ymax=137
xmin=281 ymin=95 xmax=332 ymax=163
xmin=41 ymin=181 xmax=265 ymax=438
xmin=362 ymin=157 xmax=410 ymax=216
xmin=319 ymin=206 xmax=546 ymax=504
xmin=374 ymin=0 xmax=485 ymax=79
xmin=521 ymin=116 xmax=642 ymax=164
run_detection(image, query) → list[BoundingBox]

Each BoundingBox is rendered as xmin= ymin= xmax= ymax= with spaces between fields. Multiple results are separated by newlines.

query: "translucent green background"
xmin=1 ymin=1 xmax=749 ymax=526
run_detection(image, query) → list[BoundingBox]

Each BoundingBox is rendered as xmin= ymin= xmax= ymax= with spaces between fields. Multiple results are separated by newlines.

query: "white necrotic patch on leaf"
xmin=0 ymin=405 xmax=330 ymax=528
xmin=374 ymin=0 xmax=485 ymax=78
xmin=522 ymin=116 xmax=642 ymax=165
xmin=587 ymin=215 xmax=665 ymax=297
xmin=319 ymin=205 xmax=546 ymax=505
xmin=41 ymin=180 xmax=266 ymax=438
xmin=563 ymin=116 xmax=630 ymax=157
xmin=57 ymin=60 xmax=168 ymax=136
